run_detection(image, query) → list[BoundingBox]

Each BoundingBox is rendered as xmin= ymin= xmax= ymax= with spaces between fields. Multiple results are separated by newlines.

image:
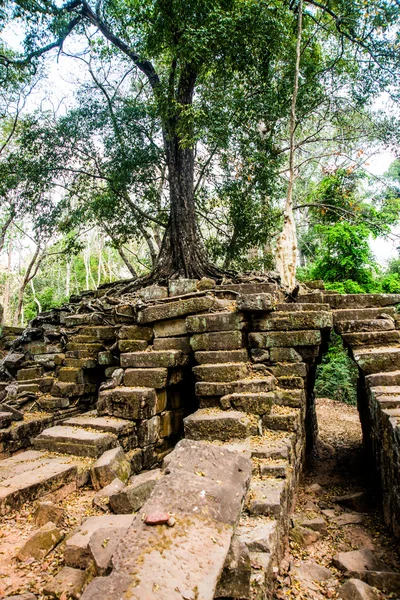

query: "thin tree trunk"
xmin=14 ymin=244 xmax=41 ymax=326
xmin=30 ymin=278 xmax=42 ymax=314
xmin=65 ymin=260 xmax=71 ymax=299
xmin=117 ymin=246 xmax=138 ymax=277
xmin=2 ymin=237 xmax=12 ymax=325
xmin=0 ymin=214 xmax=13 ymax=254
xmin=275 ymin=0 xmax=303 ymax=292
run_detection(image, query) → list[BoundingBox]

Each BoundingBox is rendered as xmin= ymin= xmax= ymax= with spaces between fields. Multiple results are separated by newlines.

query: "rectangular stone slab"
xmin=333 ymin=307 xmax=396 ymax=323
xmin=354 ymin=348 xmax=400 ymax=374
xmin=33 ymin=426 xmax=118 ymax=458
xmin=64 ymin=413 xmax=135 ymax=435
xmin=249 ymin=330 xmax=321 ymax=348
xmin=186 ymin=312 xmax=246 ymax=333
xmin=0 ymin=450 xmax=87 ymax=515
xmin=326 ymin=293 xmax=400 ymax=309
xmin=120 ymin=350 xmax=188 ymax=368
xmin=137 ymin=296 xmax=215 ymax=323
xmin=81 ymin=440 xmax=251 ymax=600
xmin=97 ymin=386 xmax=160 ymax=419
xmin=252 ymin=311 xmax=332 ymax=332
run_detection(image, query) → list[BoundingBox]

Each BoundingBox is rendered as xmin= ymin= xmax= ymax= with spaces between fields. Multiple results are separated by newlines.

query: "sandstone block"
xmin=338 ymin=578 xmax=379 ymax=600
xmin=245 ymin=479 xmax=285 ymax=517
xmin=44 ymin=566 xmax=90 ymax=599
xmin=253 ymin=311 xmax=332 ymax=331
xmin=190 ymin=330 xmax=245 ymax=351
xmin=17 ymin=522 xmax=63 ymax=561
xmin=138 ymin=285 xmax=168 ymax=301
xmin=168 ymin=279 xmax=198 ymax=296
xmin=124 ymin=367 xmax=168 ymax=388
xmin=138 ymin=416 xmax=160 ymax=446
xmin=249 ymin=330 xmax=322 ymax=348
xmin=109 ymin=469 xmax=162 ymax=514
xmin=97 ymin=386 xmax=158 ymax=419
xmin=193 ymin=362 xmax=248 ymax=383
xmin=91 ymin=447 xmax=131 ymax=490
xmin=93 ymin=478 xmax=126 ymax=511
xmin=154 ymin=318 xmax=187 ymax=338
xmin=215 ymin=537 xmax=251 ymax=599
xmin=153 ymin=336 xmax=191 ymax=352
xmin=118 ymin=325 xmax=153 ymax=340
xmin=184 ymin=409 xmax=258 ymax=441
xmin=120 ymin=349 xmax=188 ymax=368
xmin=236 ymin=293 xmax=273 ymax=311
xmin=197 ymin=277 xmax=216 ymax=290
xmin=196 ymin=377 xmax=275 ymax=397
xmin=138 ymin=296 xmax=215 ymax=323
xmin=222 ymin=392 xmax=274 ymax=415
xmin=117 ymin=340 xmax=148 ymax=352
xmin=195 ymin=349 xmax=248 ymax=364
xmin=33 ymin=426 xmax=117 ymax=458
xmin=186 ymin=311 xmax=246 ymax=333
xmin=333 ymin=549 xmax=386 ymax=575
xmin=34 ymin=501 xmax=64 ymax=527
xmin=354 ymin=348 xmax=400 ymax=374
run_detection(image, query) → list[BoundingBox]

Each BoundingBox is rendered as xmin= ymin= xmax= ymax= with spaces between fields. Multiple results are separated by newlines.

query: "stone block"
xmin=197 ymin=277 xmax=216 ymax=291
xmin=64 ymin=514 xmax=134 ymax=569
xmin=43 ymin=566 xmax=90 ymax=599
xmin=215 ymin=537 xmax=251 ymax=599
xmin=186 ymin=312 xmax=246 ymax=333
xmin=245 ymin=479 xmax=285 ymax=517
xmin=191 ymin=330 xmax=245 ymax=351
xmin=354 ymin=348 xmax=400 ymax=374
xmin=168 ymin=279 xmax=198 ymax=296
xmin=153 ymin=336 xmax=191 ymax=352
xmin=33 ymin=426 xmax=117 ymax=458
xmin=336 ymin=318 xmax=395 ymax=333
xmin=0 ymin=412 xmax=12 ymax=429
xmin=97 ymin=387 xmax=158 ymax=420
xmin=17 ymin=522 xmax=63 ymax=561
xmin=222 ymin=392 xmax=274 ymax=415
xmin=268 ymin=362 xmax=307 ymax=378
xmin=196 ymin=377 xmax=275 ymax=397
xmin=342 ymin=330 xmax=400 ymax=346
xmin=118 ymin=325 xmax=153 ymax=340
xmin=0 ymin=403 xmax=23 ymax=421
xmin=139 ymin=285 xmax=168 ymax=301
xmin=138 ymin=416 xmax=160 ymax=446
xmin=17 ymin=366 xmax=43 ymax=381
xmin=117 ymin=339 xmax=148 ymax=352
xmin=237 ymin=293 xmax=273 ymax=311
xmin=34 ymin=501 xmax=64 ymax=527
xmin=120 ymin=349 xmax=188 ymax=368
xmin=109 ymin=469 xmax=162 ymax=514
xmin=154 ymin=318 xmax=187 ymax=338
xmin=193 ymin=362 xmax=248 ymax=382
xmin=184 ymin=409 xmax=258 ymax=441
xmin=333 ymin=307 xmax=396 ymax=323
xmin=338 ymin=578 xmax=379 ymax=600
xmin=124 ymin=367 xmax=168 ymax=388
xmin=93 ymin=478 xmax=126 ymax=511
xmin=249 ymin=330 xmax=321 ymax=348
xmin=253 ymin=311 xmax=332 ymax=331
xmin=138 ymin=296 xmax=215 ymax=323
xmin=195 ymin=349 xmax=248 ymax=364
xmin=91 ymin=447 xmax=131 ymax=490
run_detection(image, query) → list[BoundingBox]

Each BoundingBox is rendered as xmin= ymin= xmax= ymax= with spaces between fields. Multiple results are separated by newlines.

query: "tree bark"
xmin=275 ymin=0 xmax=303 ymax=292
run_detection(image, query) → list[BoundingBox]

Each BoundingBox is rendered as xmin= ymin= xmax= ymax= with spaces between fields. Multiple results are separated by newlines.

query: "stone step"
xmin=64 ymin=357 xmax=98 ymax=369
xmin=245 ymin=478 xmax=286 ymax=517
xmin=222 ymin=282 xmax=279 ymax=295
xmin=193 ymin=362 xmax=249 ymax=383
xmin=117 ymin=339 xmax=148 ymax=352
xmin=376 ymin=396 xmax=400 ymax=409
xmin=64 ymin=412 xmax=135 ymax=436
xmin=335 ymin=318 xmax=395 ymax=334
xmin=196 ymin=377 xmax=276 ymax=397
xmin=252 ymin=311 xmax=332 ymax=332
xmin=258 ymin=458 xmax=288 ymax=479
xmin=51 ymin=381 xmax=97 ymax=397
xmin=17 ymin=366 xmax=44 ymax=381
xmin=333 ymin=307 xmax=396 ymax=323
xmin=274 ymin=303 xmax=330 ymax=312
xmin=153 ymin=336 xmax=191 ymax=352
xmin=138 ymin=295 xmax=215 ymax=323
xmin=97 ymin=386 xmax=165 ymax=419
xmin=194 ymin=349 xmax=248 ymax=364
xmin=0 ymin=449 xmax=90 ymax=515
xmin=372 ymin=385 xmax=400 ymax=397
xmin=186 ymin=311 xmax=246 ymax=333
xmin=123 ymin=367 xmax=168 ymax=388
xmin=66 ymin=342 xmax=104 ymax=353
xmin=57 ymin=367 xmax=93 ymax=383
xmin=220 ymin=392 xmax=275 ymax=414
xmin=326 ymin=293 xmax=400 ymax=310
xmin=249 ymin=330 xmax=322 ymax=348
xmin=120 ymin=349 xmax=188 ymax=368
xmin=82 ymin=439 xmax=252 ymax=600
xmin=190 ymin=330 xmax=246 ymax=351
xmin=184 ymin=409 xmax=259 ymax=441
xmin=367 ymin=371 xmax=400 ymax=387
xmin=342 ymin=331 xmax=400 ymax=346
xmin=262 ymin=407 xmax=301 ymax=432
xmin=78 ymin=325 xmax=116 ymax=340
xmin=354 ymin=347 xmax=400 ymax=374
xmin=33 ymin=425 xmax=118 ymax=457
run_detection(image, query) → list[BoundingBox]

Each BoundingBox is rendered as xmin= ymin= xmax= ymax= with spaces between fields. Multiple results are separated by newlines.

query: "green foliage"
xmin=315 ymin=333 xmax=358 ymax=405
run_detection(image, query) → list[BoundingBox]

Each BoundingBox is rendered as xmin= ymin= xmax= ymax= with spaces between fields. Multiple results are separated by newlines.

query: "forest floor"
xmin=275 ymin=397 xmax=400 ymax=599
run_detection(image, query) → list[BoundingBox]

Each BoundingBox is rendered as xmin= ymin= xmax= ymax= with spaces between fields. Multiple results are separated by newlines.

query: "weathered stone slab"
xmin=222 ymin=392 xmax=274 ymax=415
xmin=124 ymin=367 xmax=168 ymax=388
xmin=117 ymin=340 xmax=148 ymax=352
xmin=64 ymin=313 xmax=103 ymax=326
xmin=196 ymin=377 xmax=276 ymax=397
xmin=327 ymin=293 xmax=400 ymax=309
xmin=190 ymin=330 xmax=245 ymax=351
xmin=269 ymin=347 xmax=303 ymax=362
xmin=333 ymin=549 xmax=386 ymax=575
xmin=249 ymin=330 xmax=321 ymax=348
xmin=193 ymin=362 xmax=248 ymax=383
xmin=154 ymin=318 xmax=187 ymax=338
xmin=245 ymin=478 xmax=286 ymax=517
xmin=236 ymin=518 xmax=278 ymax=553
xmin=120 ymin=350 xmax=188 ymax=368
xmin=65 ymin=413 xmax=135 ymax=436
xmin=138 ymin=285 xmax=168 ymax=301
xmin=97 ymin=387 xmax=160 ymax=419
xmin=342 ymin=330 xmax=400 ymax=346
xmin=236 ymin=293 xmax=273 ymax=311
xmin=184 ymin=409 xmax=258 ymax=441
xmin=138 ymin=296 xmax=215 ymax=323
xmin=82 ymin=441 xmax=251 ymax=600
xmin=338 ymin=578 xmax=379 ymax=600
xmin=44 ymin=566 xmax=90 ymax=599
xmin=91 ymin=447 xmax=131 ymax=490
xmin=333 ymin=307 xmax=396 ymax=323
xmin=195 ymin=349 xmax=248 ymax=364
xmin=17 ymin=366 xmax=43 ymax=381
xmin=33 ymin=426 xmax=117 ymax=458
xmin=253 ymin=311 xmax=332 ymax=332
xmin=118 ymin=325 xmax=153 ymax=340
xmin=109 ymin=469 xmax=162 ymax=513
xmin=268 ymin=363 xmax=307 ymax=378
xmin=64 ymin=514 xmax=134 ymax=569
xmin=354 ymin=348 xmax=400 ymax=374
xmin=93 ymin=478 xmax=126 ymax=511
xmin=186 ymin=312 xmax=246 ymax=333
xmin=275 ymin=302 xmax=330 ymax=312
xmin=366 ymin=371 xmax=400 ymax=387
xmin=153 ymin=336 xmax=191 ymax=352
xmin=222 ymin=282 xmax=279 ymax=295
xmin=215 ymin=537 xmax=251 ymax=598
xmin=336 ymin=318 xmax=395 ymax=334
xmin=17 ymin=522 xmax=63 ymax=561
xmin=34 ymin=501 xmax=64 ymax=527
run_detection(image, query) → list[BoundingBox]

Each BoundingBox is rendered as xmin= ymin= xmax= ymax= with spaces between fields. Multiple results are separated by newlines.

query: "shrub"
xmin=315 ymin=332 xmax=358 ymax=405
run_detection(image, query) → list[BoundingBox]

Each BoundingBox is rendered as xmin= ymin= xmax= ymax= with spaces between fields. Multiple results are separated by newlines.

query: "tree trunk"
xmin=275 ymin=0 xmax=303 ymax=292
xmin=151 ymin=67 xmax=221 ymax=280
xmin=14 ymin=244 xmax=41 ymax=326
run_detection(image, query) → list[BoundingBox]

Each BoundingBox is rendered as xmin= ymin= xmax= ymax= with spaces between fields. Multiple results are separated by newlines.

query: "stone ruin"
xmin=0 ymin=277 xmax=400 ymax=598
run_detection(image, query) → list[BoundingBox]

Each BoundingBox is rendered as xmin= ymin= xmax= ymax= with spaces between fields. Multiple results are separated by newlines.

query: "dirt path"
xmin=275 ymin=398 xmax=400 ymax=600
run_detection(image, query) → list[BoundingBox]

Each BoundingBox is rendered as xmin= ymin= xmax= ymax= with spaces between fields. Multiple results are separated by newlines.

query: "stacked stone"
xmin=317 ymin=292 xmax=400 ymax=538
